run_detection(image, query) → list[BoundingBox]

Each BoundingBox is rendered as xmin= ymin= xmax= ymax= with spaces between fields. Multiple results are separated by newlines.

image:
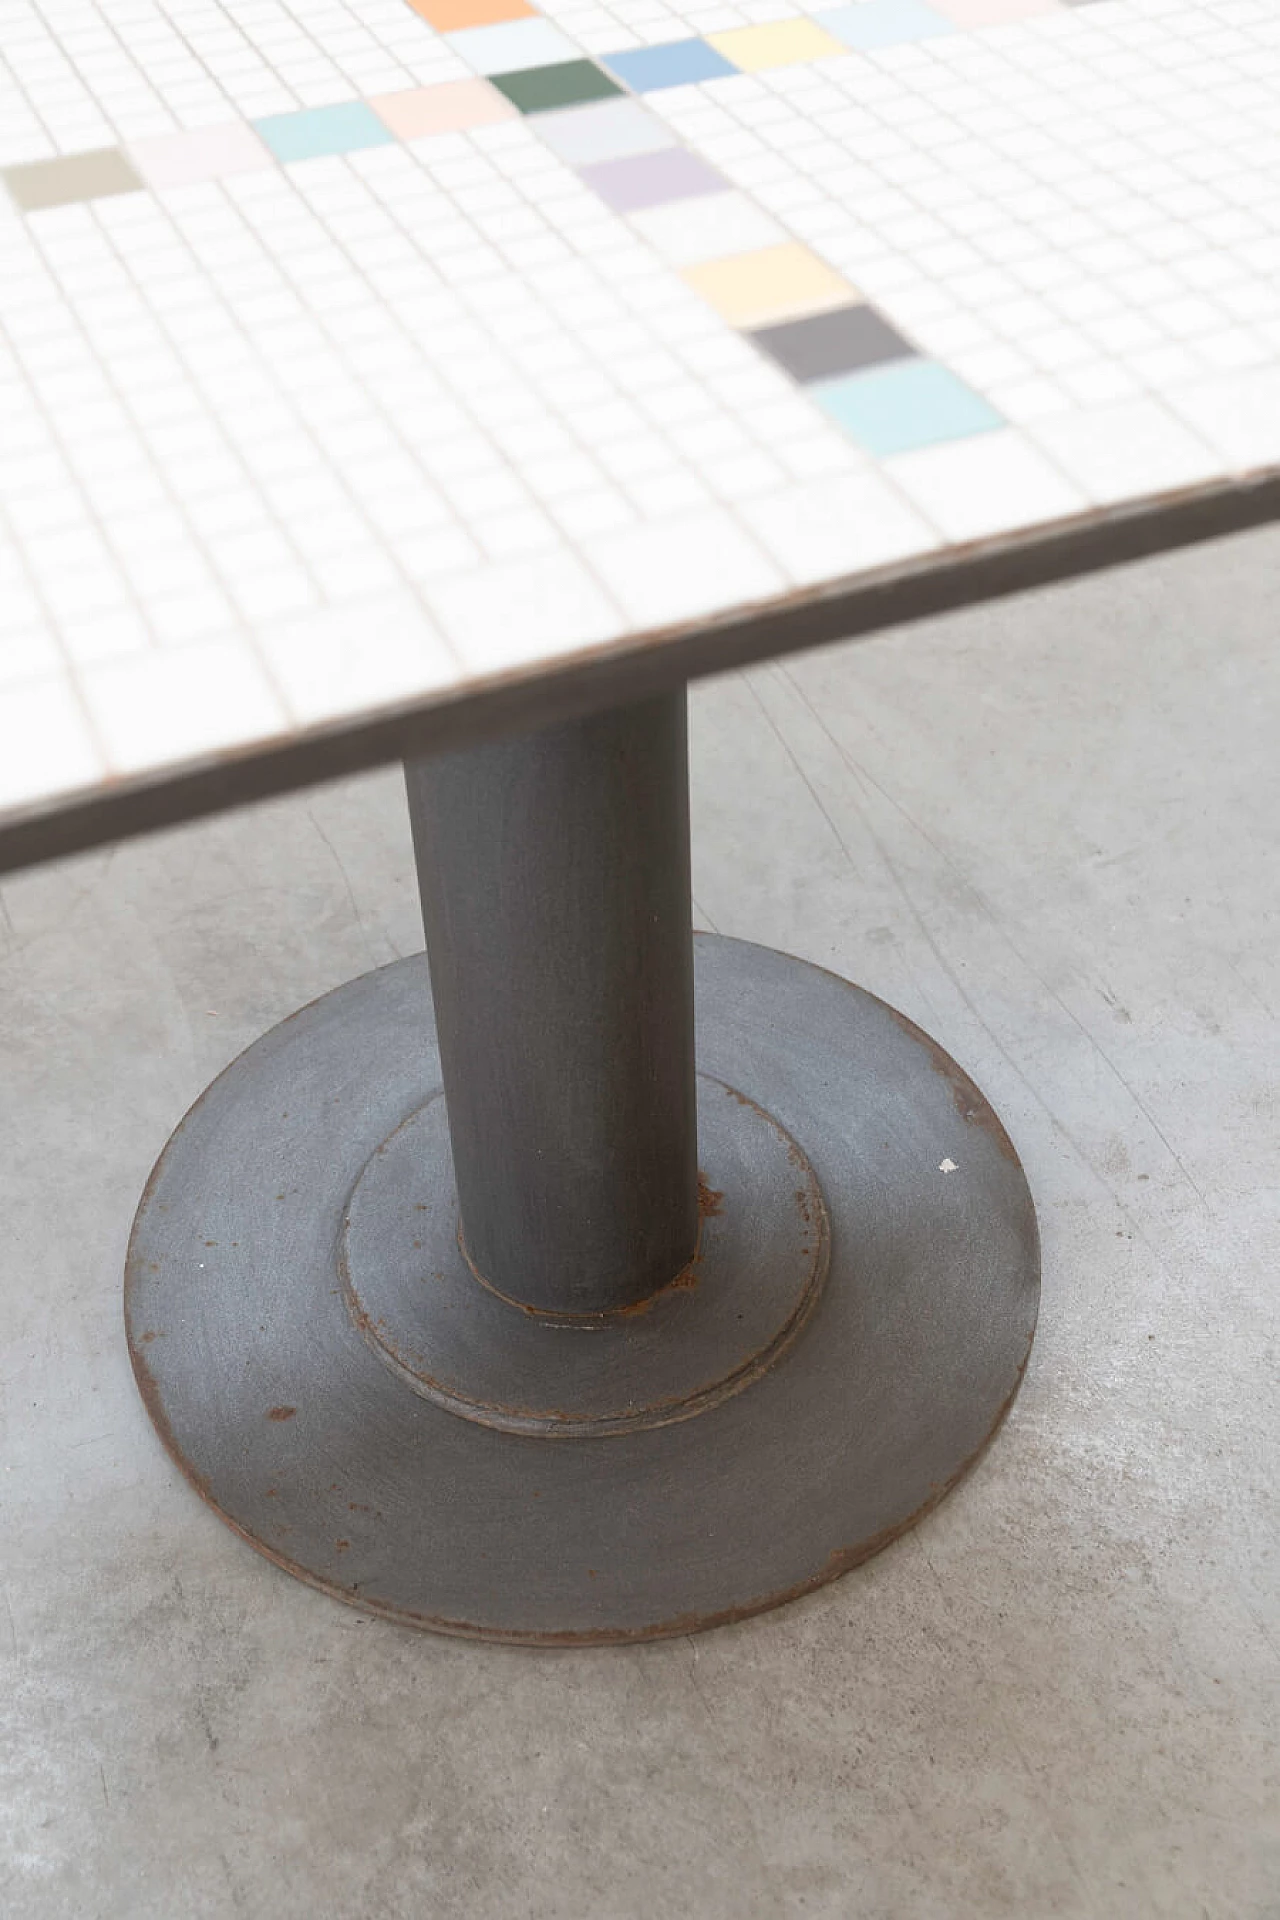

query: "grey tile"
xmin=3 ymin=148 xmax=143 ymax=213
xmin=750 ymin=303 xmax=916 ymax=383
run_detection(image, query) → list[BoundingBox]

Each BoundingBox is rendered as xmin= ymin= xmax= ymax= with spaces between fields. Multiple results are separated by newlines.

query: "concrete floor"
xmin=2 ymin=529 xmax=1278 ymax=1919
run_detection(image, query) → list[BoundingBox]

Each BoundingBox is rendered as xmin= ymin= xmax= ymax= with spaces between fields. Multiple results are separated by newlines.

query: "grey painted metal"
xmin=404 ymin=693 xmax=697 ymax=1317
xmin=340 ymin=1078 xmax=828 ymax=1438
xmin=125 ymin=935 xmax=1040 ymax=1644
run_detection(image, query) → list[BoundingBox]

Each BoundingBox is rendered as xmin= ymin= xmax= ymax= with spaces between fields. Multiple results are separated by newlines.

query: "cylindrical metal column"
xmin=404 ymin=690 xmax=698 ymax=1317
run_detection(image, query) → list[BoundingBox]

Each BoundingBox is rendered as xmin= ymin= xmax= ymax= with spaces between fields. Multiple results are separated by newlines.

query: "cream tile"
xmin=681 ymin=242 xmax=854 ymax=327
xmin=706 ymin=20 xmax=849 ymax=70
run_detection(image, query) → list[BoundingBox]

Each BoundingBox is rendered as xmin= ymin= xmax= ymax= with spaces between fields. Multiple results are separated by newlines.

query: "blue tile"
xmin=601 ymin=40 xmax=737 ymax=92
xmin=812 ymin=360 xmax=1002 ymax=456
xmin=253 ymin=103 xmax=396 ymax=164
xmin=818 ymin=0 xmax=954 ymax=50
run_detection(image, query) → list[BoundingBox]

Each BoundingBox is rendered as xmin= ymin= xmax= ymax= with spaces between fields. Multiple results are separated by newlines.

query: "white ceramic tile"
xmin=1 ymin=0 xmax=1277 ymax=830
xmin=737 ymin=472 xmax=939 ymax=586
xmin=83 ymin=636 xmax=287 ymax=771
xmin=886 ymin=430 xmax=1089 ymax=543
xmin=261 ymin=590 xmax=459 ymax=723
xmin=424 ymin=549 xmax=625 ymax=673
xmin=0 ymin=672 xmax=105 ymax=807
xmin=583 ymin=507 xmax=786 ymax=627
xmin=525 ymin=100 xmax=677 ymax=169
xmin=627 ymin=191 xmax=787 ymax=266
xmin=1028 ymin=397 xmax=1221 ymax=504
xmin=1164 ymin=369 xmax=1280 ymax=473
xmin=448 ymin=19 xmax=580 ymax=75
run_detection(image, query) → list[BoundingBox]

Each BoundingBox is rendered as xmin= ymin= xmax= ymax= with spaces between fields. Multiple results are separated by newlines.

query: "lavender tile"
xmin=579 ymin=148 xmax=726 ymax=213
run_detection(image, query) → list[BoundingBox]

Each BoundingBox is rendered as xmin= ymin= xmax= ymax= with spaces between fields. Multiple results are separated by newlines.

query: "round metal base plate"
xmin=341 ymin=1079 xmax=828 ymax=1437
xmin=125 ymin=935 xmax=1040 ymax=1645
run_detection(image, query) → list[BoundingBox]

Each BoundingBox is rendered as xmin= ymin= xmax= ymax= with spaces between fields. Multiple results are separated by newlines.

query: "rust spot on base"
xmin=884 ymin=1005 xmax=1020 ymax=1162
xmin=267 ymin=1405 xmax=297 ymax=1422
xmin=697 ymin=1173 xmax=724 ymax=1218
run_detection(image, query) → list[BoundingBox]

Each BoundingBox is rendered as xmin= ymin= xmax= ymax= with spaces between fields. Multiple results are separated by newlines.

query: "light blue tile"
xmin=253 ymin=103 xmax=395 ymax=165
xmin=601 ymin=40 xmax=738 ymax=92
xmin=449 ymin=18 xmax=578 ymax=76
xmin=818 ymin=0 xmax=955 ymax=50
xmin=812 ymin=360 xmax=1002 ymax=456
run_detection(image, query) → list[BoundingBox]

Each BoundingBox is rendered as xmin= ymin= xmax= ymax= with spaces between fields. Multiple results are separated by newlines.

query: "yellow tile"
xmin=681 ymin=243 xmax=854 ymax=329
xmin=705 ymin=19 xmax=847 ymax=71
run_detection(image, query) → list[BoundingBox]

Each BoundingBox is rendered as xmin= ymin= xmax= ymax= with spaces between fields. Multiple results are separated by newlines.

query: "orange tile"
xmin=371 ymin=80 xmax=516 ymax=139
xmin=404 ymin=0 xmax=534 ymax=29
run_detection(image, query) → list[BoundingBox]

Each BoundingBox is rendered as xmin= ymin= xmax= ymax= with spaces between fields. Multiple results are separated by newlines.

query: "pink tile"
xmin=128 ymin=122 xmax=273 ymax=189
xmin=370 ymin=80 xmax=516 ymax=141
xmin=930 ymin=0 xmax=1060 ymax=22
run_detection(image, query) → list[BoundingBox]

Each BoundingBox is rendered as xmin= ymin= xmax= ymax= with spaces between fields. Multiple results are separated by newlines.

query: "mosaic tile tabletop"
xmin=3 ymin=0 xmax=1279 ymax=835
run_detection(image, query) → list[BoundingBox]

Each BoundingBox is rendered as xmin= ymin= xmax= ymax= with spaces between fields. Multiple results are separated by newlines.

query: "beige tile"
xmin=3 ymin=148 xmax=142 ymax=212
xmin=682 ymin=243 xmax=855 ymax=329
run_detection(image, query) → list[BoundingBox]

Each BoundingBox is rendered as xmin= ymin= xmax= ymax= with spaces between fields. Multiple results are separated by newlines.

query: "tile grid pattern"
xmin=419 ymin=5 xmax=1006 ymax=457
xmin=2 ymin=0 xmax=1280 ymax=820
xmin=4 ymin=0 xmax=1012 ymax=465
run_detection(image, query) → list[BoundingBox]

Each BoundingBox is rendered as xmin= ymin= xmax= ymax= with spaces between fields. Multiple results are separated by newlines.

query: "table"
xmin=2 ymin=0 xmax=1277 ymax=1642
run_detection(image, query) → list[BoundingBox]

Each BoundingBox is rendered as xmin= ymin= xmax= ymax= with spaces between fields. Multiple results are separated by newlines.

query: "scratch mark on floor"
xmin=308 ymin=809 xmax=374 ymax=961
xmin=776 ymin=665 xmax=1213 ymax=1218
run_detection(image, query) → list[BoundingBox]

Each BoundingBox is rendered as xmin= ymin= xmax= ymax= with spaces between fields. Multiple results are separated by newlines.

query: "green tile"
xmin=490 ymin=60 xmax=623 ymax=114
xmin=4 ymin=148 xmax=143 ymax=213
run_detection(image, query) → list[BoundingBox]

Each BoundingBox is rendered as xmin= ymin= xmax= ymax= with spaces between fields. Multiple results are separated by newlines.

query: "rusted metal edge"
xmin=121 ymin=939 xmax=1041 ymax=1645
xmin=7 ymin=466 xmax=1280 ymax=876
xmin=126 ymin=1304 xmax=1037 ymax=1648
xmin=124 ymin=1110 xmax=1034 ymax=1646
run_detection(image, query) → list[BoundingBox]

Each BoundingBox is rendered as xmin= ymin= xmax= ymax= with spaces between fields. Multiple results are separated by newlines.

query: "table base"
xmin=125 ymin=934 xmax=1039 ymax=1645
